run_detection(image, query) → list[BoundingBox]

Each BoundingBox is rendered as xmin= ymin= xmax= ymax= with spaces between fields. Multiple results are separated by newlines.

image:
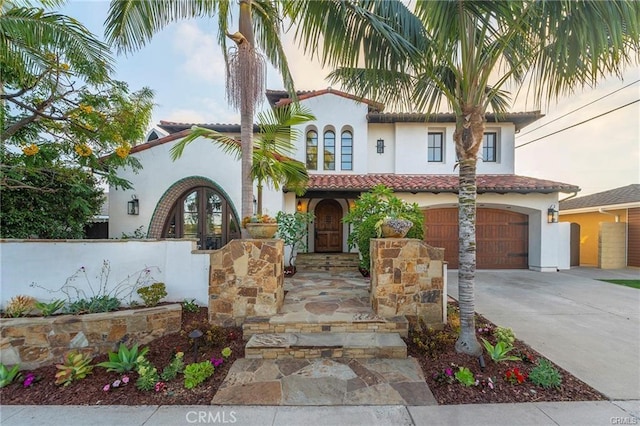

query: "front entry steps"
xmin=245 ymin=332 xmax=407 ymax=360
xmin=295 ymin=253 xmax=360 ymax=272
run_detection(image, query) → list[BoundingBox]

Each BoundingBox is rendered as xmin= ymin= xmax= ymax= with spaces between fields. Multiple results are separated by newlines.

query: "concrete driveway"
xmin=447 ymin=267 xmax=640 ymax=400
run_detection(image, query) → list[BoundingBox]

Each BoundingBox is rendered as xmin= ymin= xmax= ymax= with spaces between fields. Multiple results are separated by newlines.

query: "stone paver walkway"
xmin=211 ymin=357 xmax=436 ymax=406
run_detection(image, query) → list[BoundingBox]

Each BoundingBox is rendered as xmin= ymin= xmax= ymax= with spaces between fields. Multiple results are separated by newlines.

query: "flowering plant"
xmin=23 ymin=373 xmax=36 ymax=388
xmin=475 ymin=376 xmax=496 ymax=390
xmin=432 ymin=367 xmax=455 ymax=385
xmin=242 ymin=214 xmax=276 ymax=228
xmin=505 ymin=367 xmax=527 ymax=384
xmin=102 ymin=375 xmax=130 ymax=392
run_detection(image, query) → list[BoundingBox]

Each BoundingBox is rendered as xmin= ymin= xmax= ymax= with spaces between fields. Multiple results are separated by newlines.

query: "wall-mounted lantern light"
xmin=297 ymin=200 xmax=303 ymax=212
xmin=547 ymin=205 xmax=559 ymax=223
xmin=127 ymin=195 xmax=139 ymax=215
xmin=376 ymin=138 xmax=385 ymax=154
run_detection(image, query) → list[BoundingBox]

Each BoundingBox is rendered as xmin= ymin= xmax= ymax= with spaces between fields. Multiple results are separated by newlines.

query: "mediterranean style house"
xmin=108 ymin=88 xmax=579 ymax=271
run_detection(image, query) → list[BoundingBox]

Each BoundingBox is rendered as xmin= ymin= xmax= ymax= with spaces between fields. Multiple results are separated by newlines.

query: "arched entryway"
xmin=314 ymin=199 xmax=343 ymax=252
xmin=424 ymin=207 xmax=529 ymax=269
xmin=148 ymin=177 xmax=240 ymax=250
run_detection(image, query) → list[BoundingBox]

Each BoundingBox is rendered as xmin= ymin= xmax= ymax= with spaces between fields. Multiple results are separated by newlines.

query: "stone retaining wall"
xmin=0 ymin=304 xmax=182 ymax=370
xmin=209 ymin=239 xmax=284 ymax=327
xmin=370 ymin=238 xmax=445 ymax=327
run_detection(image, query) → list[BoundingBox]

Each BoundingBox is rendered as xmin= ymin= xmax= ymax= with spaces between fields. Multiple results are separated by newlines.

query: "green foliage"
xmin=221 ymin=347 xmax=232 ymax=359
xmin=342 ymin=185 xmax=424 ymax=270
xmin=0 ymin=363 xmax=21 ymax=388
xmin=160 ymin=352 xmax=185 ymax=381
xmin=529 ymin=359 xmax=562 ymax=389
xmin=1 ymin=151 xmax=106 ymax=239
xmin=67 ymin=295 xmax=120 ymax=314
xmin=184 ymin=361 xmax=215 ymax=389
xmin=121 ymin=226 xmax=146 ymax=239
xmin=55 ymin=351 xmax=93 ymax=386
xmin=182 ymin=299 xmax=200 ymax=313
xmin=34 ymin=299 xmax=66 ymax=317
xmin=480 ymin=338 xmax=521 ymax=363
xmin=97 ymin=343 xmax=149 ymax=373
xmin=135 ymin=355 xmax=159 ymax=391
xmin=454 ymin=367 xmax=475 ymax=386
xmin=276 ymin=211 xmax=315 ymax=266
xmin=136 ymin=282 xmax=167 ymax=307
xmin=493 ymin=326 xmax=516 ymax=345
xmin=410 ymin=319 xmax=456 ymax=360
xmin=3 ymin=295 xmax=36 ymax=317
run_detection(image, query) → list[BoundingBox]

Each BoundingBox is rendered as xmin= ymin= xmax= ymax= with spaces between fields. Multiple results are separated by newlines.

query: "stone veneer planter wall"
xmin=209 ymin=239 xmax=284 ymax=327
xmin=0 ymin=304 xmax=182 ymax=370
xmin=370 ymin=239 xmax=446 ymax=327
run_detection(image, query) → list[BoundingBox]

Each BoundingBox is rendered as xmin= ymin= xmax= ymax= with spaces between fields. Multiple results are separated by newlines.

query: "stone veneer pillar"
xmin=209 ymin=239 xmax=284 ymax=327
xmin=370 ymin=238 xmax=445 ymax=327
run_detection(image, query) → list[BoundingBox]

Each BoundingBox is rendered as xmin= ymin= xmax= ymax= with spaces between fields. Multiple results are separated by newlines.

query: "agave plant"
xmin=97 ymin=343 xmax=149 ymax=373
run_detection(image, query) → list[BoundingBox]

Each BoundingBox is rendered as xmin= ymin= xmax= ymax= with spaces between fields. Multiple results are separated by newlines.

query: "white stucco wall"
xmin=0 ymin=240 xmax=210 ymax=309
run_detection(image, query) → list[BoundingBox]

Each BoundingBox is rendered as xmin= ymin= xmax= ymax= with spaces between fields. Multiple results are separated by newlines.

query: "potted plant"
xmin=276 ymin=211 xmax=314 ymax=275
xmin=342 ymin=185 xmax=424 ymax=275
xmin=242 ymin=214 xmax=278 ymax=239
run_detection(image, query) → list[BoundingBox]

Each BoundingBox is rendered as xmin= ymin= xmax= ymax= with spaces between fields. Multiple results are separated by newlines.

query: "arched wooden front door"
xmin=314 ymin=199 xmax=343 ymax=252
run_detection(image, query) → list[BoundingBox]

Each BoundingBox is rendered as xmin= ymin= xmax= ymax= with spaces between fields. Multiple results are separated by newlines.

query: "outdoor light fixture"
xmin=253 ymin=196 xmax=257 ymax=215
xmin=297 ymin=200 xmax=303 ymax=212
xmin=127 ymin=195 xmax=139 ymax=215
xmin=188 ymin=329 xmax=203 ymax=362
xmin=547 ymin=205 xmax=559 ymax=223
xmin=376 ymin=138 xmax=385 ymax=154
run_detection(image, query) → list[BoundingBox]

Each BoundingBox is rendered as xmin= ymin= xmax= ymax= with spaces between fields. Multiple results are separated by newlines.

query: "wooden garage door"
xmin=424 ymin=208 xmax=529 ymax=269
xmin=628 ymin=207 xmax=640 ymax=267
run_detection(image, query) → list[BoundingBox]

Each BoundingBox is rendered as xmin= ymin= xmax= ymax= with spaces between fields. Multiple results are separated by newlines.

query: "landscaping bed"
xmin=0 ymin=304 xmax=606 ymax=405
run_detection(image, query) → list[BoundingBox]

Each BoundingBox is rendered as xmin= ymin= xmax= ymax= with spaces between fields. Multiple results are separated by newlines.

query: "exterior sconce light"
xmin=547 ymin=205 xmax=558 ymax=223
xmin=297 ymin=200 xmax=303 ymax=212
xmin=127 ymin=195 xmax=139 ymax=215
xmin=376 ymin=138 xmax=385 ymax=154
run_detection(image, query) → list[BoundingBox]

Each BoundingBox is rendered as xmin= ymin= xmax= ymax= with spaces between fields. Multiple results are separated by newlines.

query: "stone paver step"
xmin=245 ymin=332 xmax=407 ymax=360
xmin=242 ymin=315 xmax=409 ymax=339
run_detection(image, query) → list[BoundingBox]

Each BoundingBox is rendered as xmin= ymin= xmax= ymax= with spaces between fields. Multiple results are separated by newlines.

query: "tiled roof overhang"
xmin=367 ymin=112 xmax=543 ymax=132
xmin=304 ymin=174 xmax=579 ymax=194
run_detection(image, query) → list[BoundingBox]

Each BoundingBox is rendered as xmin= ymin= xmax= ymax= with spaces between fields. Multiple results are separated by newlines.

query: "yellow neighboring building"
xmin=559 ymin=184 xmax=640 ymax=268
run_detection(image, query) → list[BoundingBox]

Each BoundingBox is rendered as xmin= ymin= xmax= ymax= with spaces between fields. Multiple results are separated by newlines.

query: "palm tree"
xmin=169 ymin=103 xmax=315 ymax=216
xmin=301 ymin=1 xmax=640 ymax=356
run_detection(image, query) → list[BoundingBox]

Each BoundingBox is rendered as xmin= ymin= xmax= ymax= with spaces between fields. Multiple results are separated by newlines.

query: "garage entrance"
xmin=424 ymin=208 xmax=529 ymax=269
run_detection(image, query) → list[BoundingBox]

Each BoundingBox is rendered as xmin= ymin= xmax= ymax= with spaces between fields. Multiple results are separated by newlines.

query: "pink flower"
xmin=121 ymin=375 xmax=130 ymax=384
xmin=445 ymin=368 xmax=453 ymax=376
xmin=23 ymin=374 xmax=35 ymax=388
xmin=211 ymin=357 xmax=224 ymax=367
xmin=155 ymin=382 xmax=166 ymax=392
xmin=102 ymin=384 xmax=110 ymax=392
xmin=112 ymin=379 xmax=121 ymax=388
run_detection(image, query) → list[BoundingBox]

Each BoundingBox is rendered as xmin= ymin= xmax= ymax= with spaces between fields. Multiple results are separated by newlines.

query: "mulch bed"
xmin=0 ymin=305 xmax=606 ymax=405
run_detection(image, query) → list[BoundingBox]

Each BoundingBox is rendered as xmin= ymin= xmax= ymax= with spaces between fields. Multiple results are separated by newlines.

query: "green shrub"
xmin=529 ymin=359 xmax=562 ymax=389
xmin=182 ymin=299 xmax=199 ymax=313
xmin=454 ymin=367 xmax=475 ymax=386
xmin=135 ymin=355 xmax=159 ymax=391
xmin=137 ymin=282 xmax=167 ymax=307
xmin=55 ymin=351 xmax=93 ymax=386
xmin=0 ymin=363 xmax=21 ymax=388
xmin=67 ymin=295 xmax=120 ymax=314
xmin=481 ymin=338 xmax=521 ymax=363
xmin=35 ymin=299 xmax=66 ymax=317
xmin=493 ymin=326 xmax=516 ymax=345
xmin=160 ymin=352 xmax=185 ymax=381
xmin=184 ymin=361 xmax=215 ymax=389
xmin=97 ymin=343 xmax=149 ymax=373
xmin=411 ymin=320 xmax=456 ymax=360
xmin=342 ymin=185 xmax=424 ymax=270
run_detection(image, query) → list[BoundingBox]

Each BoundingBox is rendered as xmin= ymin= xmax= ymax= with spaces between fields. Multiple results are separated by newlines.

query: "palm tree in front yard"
xmin=315 ymin=0 xmax=640 ymax=356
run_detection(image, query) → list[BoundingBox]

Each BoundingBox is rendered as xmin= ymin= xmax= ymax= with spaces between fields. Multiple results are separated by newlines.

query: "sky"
xmin=62 ymin=1 xmax=639 ymax=197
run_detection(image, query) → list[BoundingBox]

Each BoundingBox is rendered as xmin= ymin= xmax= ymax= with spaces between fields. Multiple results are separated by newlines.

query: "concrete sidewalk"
xmin=1 ymin=401 xmax=638 ymax=426
xmin=447 ymin=267 xmax=640 ymax=400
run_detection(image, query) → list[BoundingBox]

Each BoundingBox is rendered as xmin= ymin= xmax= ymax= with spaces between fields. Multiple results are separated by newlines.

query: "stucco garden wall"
xmin=0 ymin=239 xmax=210 ymax=308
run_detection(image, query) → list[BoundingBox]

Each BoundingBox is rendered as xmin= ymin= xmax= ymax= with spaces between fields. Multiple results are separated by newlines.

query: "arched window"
xmin=306 ymin=130 xmax=318 ymax=170
xmin=341 ymin=131 xmax=353 ymax=170
xmin=163 ymin=187 xmax=240 ymax=249
xmin=324 ymin=130 xmax=335 ymax=170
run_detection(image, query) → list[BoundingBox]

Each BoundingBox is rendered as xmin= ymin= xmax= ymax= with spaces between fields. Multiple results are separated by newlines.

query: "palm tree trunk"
xmin=239 ymin=0 xmax=254 ymax=237
xmin=453 ymin=107 xmax=485 ymax=357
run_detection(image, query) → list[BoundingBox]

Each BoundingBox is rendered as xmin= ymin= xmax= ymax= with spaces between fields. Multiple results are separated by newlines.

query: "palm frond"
xmin=169 ymin=126 xmax=242 ymax=161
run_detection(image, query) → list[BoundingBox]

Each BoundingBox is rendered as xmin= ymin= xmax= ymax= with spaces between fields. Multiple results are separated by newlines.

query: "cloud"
xmin=171 ymin=22 xmax=227 ymax=84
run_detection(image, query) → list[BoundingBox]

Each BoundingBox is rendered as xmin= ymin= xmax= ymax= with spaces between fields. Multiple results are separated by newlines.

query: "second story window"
xmin=428 ymin=132 xmax=443 ymax=162
xmin=324 ymin=130 xmax=335 ymax=170
xmin=341 ymin=131 xmax=353 ymax=170
xmin=482 ymin=132 xmax=497 ymax=162
xmin=306 ymin=130 xmax=318 ymax=170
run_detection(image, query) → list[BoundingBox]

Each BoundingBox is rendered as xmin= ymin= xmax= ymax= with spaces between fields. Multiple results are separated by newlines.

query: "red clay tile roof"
xmin=367 ymin=112 xmax=543 ymax=131
xmin=560 ymin=184 xmax=640 ymax=210
xmin=306 ymin=174 xmax=579 ymax=194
